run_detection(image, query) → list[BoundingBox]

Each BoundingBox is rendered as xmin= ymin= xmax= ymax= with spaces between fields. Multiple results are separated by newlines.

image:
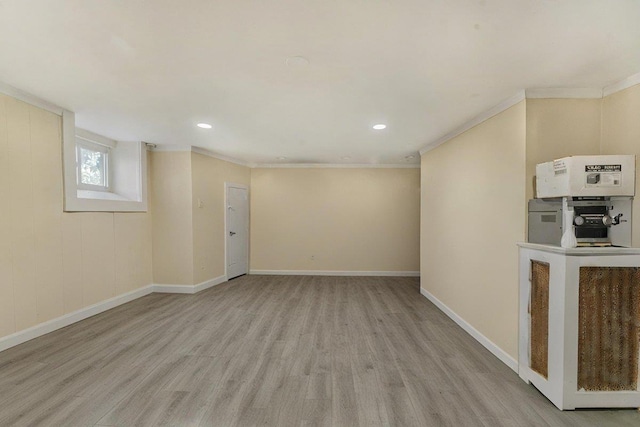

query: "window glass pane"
xmin=80 ymin=146 xmax=106 ymax=187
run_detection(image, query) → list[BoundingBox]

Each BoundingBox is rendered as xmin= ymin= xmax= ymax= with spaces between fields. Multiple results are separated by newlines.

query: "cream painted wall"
xmin=420 ymin=101 xmax=526 ymax=359
xmin=191 ymin=152 xmax=250 ymax=283
xmin=525 ymin=98 xmax=602 ymax=201
xmin=602 ymin=83 xmax=640 ymax=247
xmin=0 ymin=93 xmax=152 ymax=340
xmin=250 ymin=168 xmax=420 ymax=272
xmin=149 ymin=151 xmax=193 ymax=285
xmin=149 ymin=151 xmax=250 ymax=285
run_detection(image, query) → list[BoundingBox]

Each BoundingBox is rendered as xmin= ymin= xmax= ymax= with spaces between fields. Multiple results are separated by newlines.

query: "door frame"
xmin=224 ymin=182 xmax=250 ymax=280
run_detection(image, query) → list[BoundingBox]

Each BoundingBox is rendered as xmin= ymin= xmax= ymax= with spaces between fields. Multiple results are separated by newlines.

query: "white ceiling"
xmin=0 ymin=1 xmax=639 ymax=166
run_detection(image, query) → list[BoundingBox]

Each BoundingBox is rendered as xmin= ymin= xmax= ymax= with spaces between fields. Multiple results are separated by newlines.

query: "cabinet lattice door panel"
xmin=530 ymin=261 xmax=550 ymax=379
xmin=578 ymin=267 xmax=640 ymax=391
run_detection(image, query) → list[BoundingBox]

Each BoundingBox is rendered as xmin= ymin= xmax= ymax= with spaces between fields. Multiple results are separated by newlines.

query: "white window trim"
xmin=76 ymin=138 xmax=112 ymax=192
xmin=62 ymin=110 xmax=148 ymax=212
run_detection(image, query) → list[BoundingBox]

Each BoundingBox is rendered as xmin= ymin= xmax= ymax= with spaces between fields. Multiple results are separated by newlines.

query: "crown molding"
xmin=152 ymin=146 xmax=420 ymax=169
xmin=191 ymin=146 xmax=255 ymax=168
xmin=151 ymin=145 xmax=192 ymax=152
xmin=76 ymin=128 xmax=118 ymax=149
xmin=5 ymin=70 xmax=639 ymax=168
xmin=525 ymin=87 xmax=603 ymax=99
xmin=0 ymin=81 xmax=65 ymax=116
xmin=603 ymin=71 xmax=640 ymax=97
xmin=150 ymin=145 xmax=255 ymax=168
xmin=253 ymin=163 xmax=420 ymax=169
xmin=419 ymin=91 xmax=525 ymax=156
xmin=419 ymin=70 xmax=640 ymax=157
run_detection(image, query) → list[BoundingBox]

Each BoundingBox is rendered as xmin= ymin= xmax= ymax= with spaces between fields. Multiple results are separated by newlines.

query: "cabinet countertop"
xmin=517 ymin=242 xmax=640 ymax=256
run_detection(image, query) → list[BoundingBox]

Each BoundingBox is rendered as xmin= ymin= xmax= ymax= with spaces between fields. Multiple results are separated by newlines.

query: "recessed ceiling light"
xmin=276 ymin=156 xmax=287 ymax=160
xmin=373 ymin=124 xmax=387 ymax=130
xmin=197 ymin=123 xmax=212 ymax=129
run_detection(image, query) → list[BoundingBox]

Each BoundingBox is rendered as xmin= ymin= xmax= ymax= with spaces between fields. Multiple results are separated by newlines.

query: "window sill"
xmin=62 ymin=114 xmax=148 ymax=213
xmin=77 ymin=190 xmax=131 ymax=202
xmin=65 ymin=194 xmax=147 ymax=212
xmin=66 ymin=189 xmax=147 ymax=212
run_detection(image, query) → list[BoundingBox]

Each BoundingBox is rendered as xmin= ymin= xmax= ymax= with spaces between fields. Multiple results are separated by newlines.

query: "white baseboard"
xmin=0 ymin=274 xmax=230 ymax=354
xmin=0 ymin=285 xmax=154 ymax=353
xmin=152 ymin=284 xmax=194 ymax=294
xmin=249 ymin=270 xmax=420 ymax=277
xmin=194 ymin=275 xmax=228 ymax=292
xmin=420 ymin=287 xmax=518 ymax=372
xmin=153 ymin=274 xmax=228 ymax=294
xmin=153 ymin=275 xmax=227 ymax=294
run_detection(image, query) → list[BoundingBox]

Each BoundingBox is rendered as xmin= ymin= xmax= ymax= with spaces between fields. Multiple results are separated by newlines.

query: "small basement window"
xmin=76 ymin=139 xmax=111 ymax=191
xmin=62 ymin=111 xmax=148 ymax=212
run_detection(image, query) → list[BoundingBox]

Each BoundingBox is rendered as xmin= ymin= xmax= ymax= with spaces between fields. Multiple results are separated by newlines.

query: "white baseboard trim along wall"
xmin=2 ymin=273 xmax=517 ymax=373
xmin=153 ymin=274 xmax=228 ymax=294
xmin=250 ymin=270 xmax=420 ymax=277
xmin=420 ymin=287 xmax=518 ymax=373
xmin=0 ymin=285 xmax=154 ymax=353
xmin=0 ymin=274 xmax=229 ymax=353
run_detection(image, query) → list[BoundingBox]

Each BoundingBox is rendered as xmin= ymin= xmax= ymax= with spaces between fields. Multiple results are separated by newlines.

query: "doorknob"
xmin=229 ymin=231 xmax=236 ymax=236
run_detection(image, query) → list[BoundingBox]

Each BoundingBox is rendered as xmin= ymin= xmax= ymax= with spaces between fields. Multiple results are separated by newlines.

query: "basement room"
xmin=1 ymin=1 xmax=640 ymax=426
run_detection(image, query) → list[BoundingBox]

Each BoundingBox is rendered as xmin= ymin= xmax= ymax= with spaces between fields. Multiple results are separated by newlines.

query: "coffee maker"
xmin=528 ymin=155 xmax=635 ymax=248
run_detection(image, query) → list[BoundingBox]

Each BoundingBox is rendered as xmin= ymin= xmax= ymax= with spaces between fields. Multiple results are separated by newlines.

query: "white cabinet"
xmin=518 ymin=243 xmax=640 ymax=410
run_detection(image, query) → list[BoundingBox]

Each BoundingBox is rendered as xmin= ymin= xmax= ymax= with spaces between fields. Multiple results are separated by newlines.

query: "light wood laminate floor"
xmin=1 ymin=275 xmax=639 ymax=426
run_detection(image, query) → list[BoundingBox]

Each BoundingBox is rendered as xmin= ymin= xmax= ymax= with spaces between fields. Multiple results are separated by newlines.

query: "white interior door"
xmin=226 ymin=183 xmax=249 ymax=279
